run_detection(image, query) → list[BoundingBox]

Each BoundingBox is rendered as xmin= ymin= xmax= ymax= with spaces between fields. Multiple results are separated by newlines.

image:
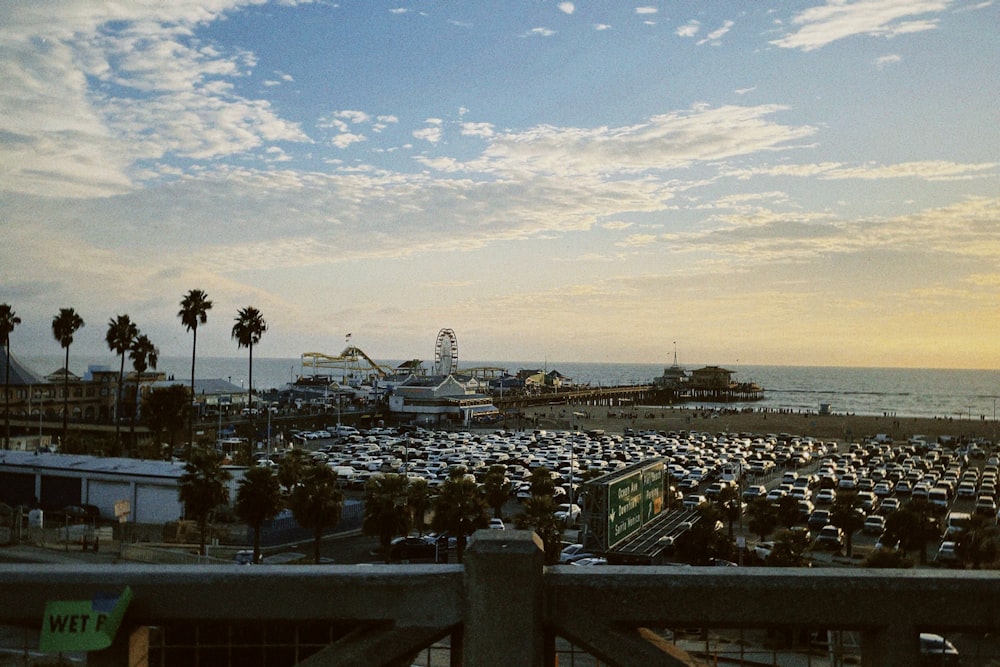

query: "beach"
xmin=525 ymin=406 xmax=999 ymax=445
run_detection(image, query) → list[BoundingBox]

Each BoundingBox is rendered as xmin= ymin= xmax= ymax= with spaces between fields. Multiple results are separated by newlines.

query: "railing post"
xmin=464 ymin=529 xmax=545 ymax=667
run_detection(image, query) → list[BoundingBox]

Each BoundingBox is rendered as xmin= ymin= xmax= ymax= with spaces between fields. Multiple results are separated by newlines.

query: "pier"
xmin=493 ymin=380 xmax=763 ymax=411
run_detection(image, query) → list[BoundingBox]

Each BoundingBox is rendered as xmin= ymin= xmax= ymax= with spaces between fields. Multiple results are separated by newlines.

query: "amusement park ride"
xmin=291 ymin=329 xmax=508 ymax=391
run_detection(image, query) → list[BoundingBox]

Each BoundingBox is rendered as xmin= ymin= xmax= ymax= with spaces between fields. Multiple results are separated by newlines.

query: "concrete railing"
xmin=2 ymin=530 xmax=998 ymax=666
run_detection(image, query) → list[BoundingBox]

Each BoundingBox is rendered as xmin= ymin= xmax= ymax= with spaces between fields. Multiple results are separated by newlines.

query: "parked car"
xmin=974 ymin=495 xmax=998 ymax=518
xmin=808 ymin=509 xmax=831 ymax=531
xmin=815 ymin=488 xmax=837 ymax=505
xmin=570 ymin=557 xmax=608 ymax=567
xmin=554 ymin=503 xmax=582 ymax=525
xmin=683 ymin=494 xmax=707 ymax=509
xmin=489 ymin=518 xmax=506 ymax=530
xmin=388 ymin=536 xmax=436 ymax=560
xmin=863 ymin=515 xmax=886 ymax=535
xmin=754 ymin=541 xmax=775 ymax=561
xmin=919 ymin=632 xmax=960 ymax=666
xmin=815 ymin=525 xmax=844 ymax=550
xmin=879 ymin=497 xmax=902 ymax=515
xmin=934 ymin=541 xmax=959 ymax=565
xmin=559 ymin=543 xmax=595 ymax=564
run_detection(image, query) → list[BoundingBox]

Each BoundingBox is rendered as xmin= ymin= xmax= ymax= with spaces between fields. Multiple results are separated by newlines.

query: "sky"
xmin=1 ymin=0 xmax=998 ymax=370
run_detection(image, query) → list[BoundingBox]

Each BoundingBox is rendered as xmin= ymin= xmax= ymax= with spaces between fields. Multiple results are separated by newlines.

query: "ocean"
xmin=19 ymin=355 xmax=1000 ymax=422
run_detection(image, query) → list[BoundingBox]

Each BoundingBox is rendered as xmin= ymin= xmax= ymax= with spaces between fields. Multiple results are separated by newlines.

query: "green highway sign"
xmin=641 ymin=462 xmax=665 ymax=522
xmin=605 ymin=461 xmax=665 ymax=549
xmin=607 ymin=472 xmax=643 ymax=548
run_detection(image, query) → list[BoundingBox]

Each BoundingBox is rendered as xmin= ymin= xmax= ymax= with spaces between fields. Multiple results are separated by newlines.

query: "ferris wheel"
xmin=434 ymin=328 xmax=459 ymax=376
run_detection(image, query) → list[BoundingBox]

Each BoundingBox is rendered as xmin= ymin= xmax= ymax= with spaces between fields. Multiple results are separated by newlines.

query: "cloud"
xmin=874 ymin=54 xmax=902 ymax=68
xmin=413 ymin=125 xmax=443 ymax=143
xmin=337 ymin=110 xmax=371 ymax=124
xmin=676 ymin=20 xmax=701 ymax=38
xmin=465 ymin=105 xmax=817 ymax=178
xmin=0 ymin=0 xmax=309 ymax=197
xmin=821 ymin=161 xmax=998 ymax=181
xmin=635 ymin=7 xmax=658 ymax=15
xmin=771 ymin=0 xmax=951 ymax=51
xmin=594 ymin=23 xmax=612 ymax=31
xmin=461 ymin=122 xmax=496 ymax=138
xmin=722 ymin=160 xmax=997 ymax=182
xmin=697 ymin=20 xmax=734 ymax=45
xmin=558 ymin=3 xmax=575 ymax=15
xmin=332 ymin=133 xmax=366 ymax=148
xmin=523 ymin=27 xmax=557 ymax=37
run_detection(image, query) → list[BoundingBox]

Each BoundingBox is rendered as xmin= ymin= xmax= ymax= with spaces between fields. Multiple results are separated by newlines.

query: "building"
xmin=0 ymin=353 xmax=123 ymax=426
xmin=0 ymin=450 xmax=243 ymax=524
xmin=388 ymin=375 xmax=499 ymax=426
xmin=148 ymin=378 xmax=246 ymax=417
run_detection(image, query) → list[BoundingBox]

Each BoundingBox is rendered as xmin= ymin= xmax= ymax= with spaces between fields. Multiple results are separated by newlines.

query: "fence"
xmin=1 ymin=530 xmax=997 ymax=667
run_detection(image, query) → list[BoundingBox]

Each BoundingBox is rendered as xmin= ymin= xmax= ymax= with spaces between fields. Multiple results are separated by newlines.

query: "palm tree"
xmin=830 ymin=491 xmax=865 ymax=558
xmin=746 ymin=498 xmax=778 ymax=542
xmin=515 ymin=494 xmax=564 ymax=564
xmin=178 ymin=289 xmax=212 ymax=457
xmin=276 ymin=448 xmax=312 ymax=494
xmin=142 ymin=385 xmax=189 ymax=459
xmin=407 ymin=477 xmax=430 ymax=535
xmin=128 ymin=334 xmax=158 ymax=457
xmin=235 ymin=465 xmax=283 ymax=564
xmin=231 ymin=306 xmax=267 ymax=447
xmin=715 ymin=485 xmax=743 ymax=539
xmin=51 ymin=308 xmax=84 ymax=446
xmin=363 ymin=473 xmax=412 ymax=563
xmin=105 ymin=315 xmax=137 ymax=452
xmin=431 ymin=468 xmax=489 ymax=563
xmin=0 ymin=304 xmax=21 ymax=451
xmin=287 ymin=463 xmax=344 ymax=564
xmin=483 ymin=465 xmax=513 ymax=519
xmin=178 ymin=447 xmax=232 ymax=557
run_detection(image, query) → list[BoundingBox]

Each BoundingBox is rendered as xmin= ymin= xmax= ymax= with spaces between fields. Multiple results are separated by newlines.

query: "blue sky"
xmin=1 ymin=0 xmax=998 ymax=369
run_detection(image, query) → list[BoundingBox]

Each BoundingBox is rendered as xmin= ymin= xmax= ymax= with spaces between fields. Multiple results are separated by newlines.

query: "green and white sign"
xmin=39 ymin=586 xmax=132 ymax=653
xmin=606 ymin=461 xmax=665 ymax=549
xmin=607 ymin=472 xmax=644 ymax=548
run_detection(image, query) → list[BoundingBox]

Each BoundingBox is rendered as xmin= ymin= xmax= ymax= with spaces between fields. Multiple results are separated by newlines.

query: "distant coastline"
xmin=19 ymin=354 xmax=1000 ymax=423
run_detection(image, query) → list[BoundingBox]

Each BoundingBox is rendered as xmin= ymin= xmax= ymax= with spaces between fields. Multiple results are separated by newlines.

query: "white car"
xmin=554 ymin=503 xmax=582 ymax=525
xmin=754 ymin=541 xmax=775 ymax=561
xmin=570 ymin=557 xmax=607 ymax=567
xmin=489 ymin=518 xmax=505 ymax=530
xmin=862 ymin=515 xmax=885 ymax=535
xmin=559 ymin=543 xmax=595 ymax=564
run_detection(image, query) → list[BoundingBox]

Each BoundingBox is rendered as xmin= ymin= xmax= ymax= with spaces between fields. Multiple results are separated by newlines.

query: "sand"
xmin=520 ymin=406 xmax=998 ymax=445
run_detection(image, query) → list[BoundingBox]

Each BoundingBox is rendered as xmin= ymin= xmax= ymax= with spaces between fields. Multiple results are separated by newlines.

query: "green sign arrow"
xmin=39 ymin=585 xmax=132 ymax=653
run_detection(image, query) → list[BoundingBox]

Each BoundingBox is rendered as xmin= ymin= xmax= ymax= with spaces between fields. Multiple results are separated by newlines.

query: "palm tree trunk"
xmin=188 ymin=326 xmax=197 ymax=458
xmin=248 ymin=342 xmax=254 ymax=457
xmin=4 ymin=343 xmax=10 ymax=451
xmin=62 ymin=346 xmax=70 ymax=446
xmin=116 ymin=353 xmax=125 ymax=452
xmin=130 ymin=374 xmax=140 ymax=457
xmin=314 ymin=525 xmax=322 ymax=564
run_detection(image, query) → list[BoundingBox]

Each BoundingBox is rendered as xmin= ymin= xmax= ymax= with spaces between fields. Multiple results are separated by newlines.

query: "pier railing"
xmin=2 ymin=530 xmax=997 ymax=666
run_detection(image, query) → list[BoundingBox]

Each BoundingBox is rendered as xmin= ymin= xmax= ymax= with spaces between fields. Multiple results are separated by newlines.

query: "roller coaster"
xmin=296 ymin=347 xmax=394 ymax=387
